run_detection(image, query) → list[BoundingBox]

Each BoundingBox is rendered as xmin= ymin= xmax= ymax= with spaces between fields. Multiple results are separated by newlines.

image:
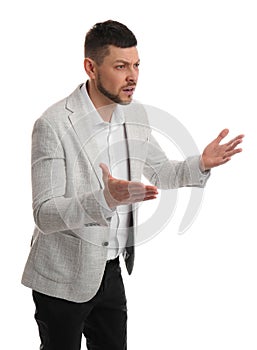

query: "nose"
xmin=126 ymin=68 xmax=138 ymax=84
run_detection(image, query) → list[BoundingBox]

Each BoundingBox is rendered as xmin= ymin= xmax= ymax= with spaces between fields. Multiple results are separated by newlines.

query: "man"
xmin=21 ymin=20 xmax=244 ymax=350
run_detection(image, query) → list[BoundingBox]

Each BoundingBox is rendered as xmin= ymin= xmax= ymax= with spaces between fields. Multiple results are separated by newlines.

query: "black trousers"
xmin=32 ymin=257 xmax=127 ymax=350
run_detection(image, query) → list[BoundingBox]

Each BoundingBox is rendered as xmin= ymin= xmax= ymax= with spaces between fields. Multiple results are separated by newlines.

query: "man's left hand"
xmin=200 ymin=128 xmax=244 ymax=171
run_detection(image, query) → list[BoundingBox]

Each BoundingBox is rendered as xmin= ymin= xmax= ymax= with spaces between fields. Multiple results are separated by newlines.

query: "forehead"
xmin=103 ymin=45 xmax=139 ymax=63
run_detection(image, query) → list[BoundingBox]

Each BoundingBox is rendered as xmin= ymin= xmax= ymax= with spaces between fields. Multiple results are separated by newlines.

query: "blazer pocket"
xmin=33 ymin=232 xmax=81 ymax=283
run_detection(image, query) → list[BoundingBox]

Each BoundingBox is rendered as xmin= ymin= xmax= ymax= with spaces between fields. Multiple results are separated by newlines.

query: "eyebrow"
xmin=113 ymin=59 xmax=140 ymax=64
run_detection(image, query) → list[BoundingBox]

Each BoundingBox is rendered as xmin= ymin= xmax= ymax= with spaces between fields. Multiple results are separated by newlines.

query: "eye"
xmin=116 ymin=65 xmax=126 ymax=70
xmin=134 ymin=63 xmax=140 ymax=69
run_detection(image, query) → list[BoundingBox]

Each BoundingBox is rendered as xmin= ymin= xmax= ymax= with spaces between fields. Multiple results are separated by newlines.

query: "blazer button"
xmin=102 ymin=241 xmax=109 ymax=247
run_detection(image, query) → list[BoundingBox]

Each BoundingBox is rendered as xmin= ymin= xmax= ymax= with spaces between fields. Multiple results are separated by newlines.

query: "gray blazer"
xmin=21 ymin=84 xmax=209 ymax=302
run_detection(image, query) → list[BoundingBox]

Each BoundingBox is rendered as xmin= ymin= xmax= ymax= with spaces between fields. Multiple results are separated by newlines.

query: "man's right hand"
xmin=99 ymin=163 xmax=158 ymax=209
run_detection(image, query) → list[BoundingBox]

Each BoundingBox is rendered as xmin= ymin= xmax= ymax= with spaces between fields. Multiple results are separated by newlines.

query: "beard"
xmin=97 ymin=74 xmax=132 ymax=105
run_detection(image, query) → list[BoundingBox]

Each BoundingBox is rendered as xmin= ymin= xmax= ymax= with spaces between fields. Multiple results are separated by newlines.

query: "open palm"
xmin=200 ymin=129 xmax=244 ymax=171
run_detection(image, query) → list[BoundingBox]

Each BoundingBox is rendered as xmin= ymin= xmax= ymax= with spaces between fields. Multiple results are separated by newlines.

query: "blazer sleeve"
xmin=31 ymin=117 xmax=110 ymax=235
xmin=143 ymin=133 xmax=210 ymax=189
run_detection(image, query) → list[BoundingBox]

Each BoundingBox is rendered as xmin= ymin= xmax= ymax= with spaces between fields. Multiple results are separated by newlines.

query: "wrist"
xmin=199 ymin=155 xmax=209 ymax=172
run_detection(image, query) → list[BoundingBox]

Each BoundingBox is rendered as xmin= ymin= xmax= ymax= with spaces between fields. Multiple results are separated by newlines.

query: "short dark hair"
xmin=84 ymin=20 xmax=137 ymax=65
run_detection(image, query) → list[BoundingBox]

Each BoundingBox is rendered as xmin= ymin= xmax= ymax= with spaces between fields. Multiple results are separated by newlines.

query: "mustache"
xmin=121 ymin=83 xmax=136 ymax=89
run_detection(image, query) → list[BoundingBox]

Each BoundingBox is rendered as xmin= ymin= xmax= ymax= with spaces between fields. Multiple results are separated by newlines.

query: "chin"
xmin=119 ymin=100 xmax=132 ymax=106
xmin=119 ymin=97 xmax=133 ymax=105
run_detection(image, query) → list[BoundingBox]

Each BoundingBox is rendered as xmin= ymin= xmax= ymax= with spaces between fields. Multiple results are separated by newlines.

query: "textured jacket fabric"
xmin=21 ymin=84 xmax=210 ymax=302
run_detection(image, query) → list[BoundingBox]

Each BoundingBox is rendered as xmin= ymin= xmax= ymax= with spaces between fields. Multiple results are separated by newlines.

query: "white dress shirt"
xmin=81 ymin=83 xmax=132 ymax=260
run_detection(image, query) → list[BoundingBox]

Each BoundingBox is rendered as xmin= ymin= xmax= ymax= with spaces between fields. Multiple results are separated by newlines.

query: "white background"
xmin=1 ymin=0 xmax=256 ymax=349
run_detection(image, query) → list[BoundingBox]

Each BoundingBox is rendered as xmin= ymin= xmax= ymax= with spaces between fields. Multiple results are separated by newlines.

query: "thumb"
xmin=99 ymin=163 xmax=111 ymax=182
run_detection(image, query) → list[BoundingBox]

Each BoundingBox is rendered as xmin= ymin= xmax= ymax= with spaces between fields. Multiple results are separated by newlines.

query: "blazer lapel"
xmin=66 ymin=85 xmax=104 ymax=188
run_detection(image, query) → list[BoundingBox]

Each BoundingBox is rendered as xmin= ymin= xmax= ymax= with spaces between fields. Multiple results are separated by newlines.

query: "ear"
xmin=84 ymin=58 xmax=97 ymax=79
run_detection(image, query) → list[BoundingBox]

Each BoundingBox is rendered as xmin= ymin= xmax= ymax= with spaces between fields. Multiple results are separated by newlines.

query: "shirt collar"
xmin=80 ymin=82 xmax=125 ymax=127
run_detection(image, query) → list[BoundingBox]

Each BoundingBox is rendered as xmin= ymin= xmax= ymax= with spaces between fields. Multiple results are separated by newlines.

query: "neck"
xmin=87 ymin=80 xmax=116 ymax=122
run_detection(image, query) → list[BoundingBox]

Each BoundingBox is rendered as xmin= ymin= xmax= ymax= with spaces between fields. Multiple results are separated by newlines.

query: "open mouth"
xmin=122 ymin=86 xmax=135 ymax=96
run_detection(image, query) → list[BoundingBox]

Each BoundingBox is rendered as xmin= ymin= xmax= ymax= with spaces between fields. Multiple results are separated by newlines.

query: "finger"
xmin=224 ymin=147 xmax=243 ymax=158
xmin=112 ymin=189 xmax=159 ymax=204
xmin=225 ymin=138 xmax=243 ymax=152
xmin=128 ymin=182 xmax=158 ymax=191
xmin=127 ymin=182 xmax=156 ymax=193
xmin=145 ymin=185 xmax=158 ymax=191
xmin=216 ymin=128 xmax=229 ymax=144
xmin=108 ymin=178 xmax=159 ymax=201
xmin=108 ymin=177 xmax=158 ymax=192
xmin=225 ymin=134 xmax=244 ymax=148
xmin=113 ymin=182 xmax=146 ymax=194
xmin=128 ymin=194 xmax=158 ymax=203
xmin=128 ymin=192 xmax=158 ymax=202
xmin=115 ymin=188 xmax=158 ymax=201
xmin=127 ymin=186 xmax=158 ymax=197
xmin=111 ymin=179 xmax=142 ymax=189
xmin=143 ymin=195 xmax=158 ymax=202
xmin=145 ymin=189 xmax=159 ymax=196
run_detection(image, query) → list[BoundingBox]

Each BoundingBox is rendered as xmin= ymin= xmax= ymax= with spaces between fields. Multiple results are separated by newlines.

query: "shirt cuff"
xmin=198 ymin=156 xmax=211 ymax=176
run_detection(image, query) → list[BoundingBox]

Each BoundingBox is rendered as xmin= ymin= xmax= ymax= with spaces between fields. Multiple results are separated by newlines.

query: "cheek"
xmin=107 ymin=75 xmax=124 ymax=92
xmin=99 ymin=67 xmax=125 ymax=92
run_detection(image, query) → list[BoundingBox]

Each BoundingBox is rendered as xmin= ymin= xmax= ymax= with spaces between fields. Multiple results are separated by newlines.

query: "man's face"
xmin=95 ymin=45 xmax=140 ymax=105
